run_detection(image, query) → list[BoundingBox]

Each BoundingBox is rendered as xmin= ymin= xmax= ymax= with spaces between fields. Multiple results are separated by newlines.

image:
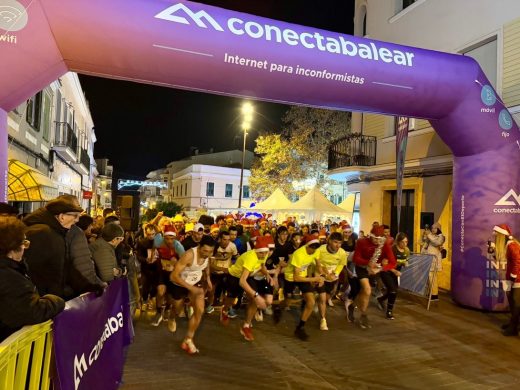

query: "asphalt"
xmin=121 ymin=293 xmax=520 ymax=390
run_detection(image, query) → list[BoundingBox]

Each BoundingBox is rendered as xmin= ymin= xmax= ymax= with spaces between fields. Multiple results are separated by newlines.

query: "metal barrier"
xmin=0 ymin=320 xmax=54 ymax=390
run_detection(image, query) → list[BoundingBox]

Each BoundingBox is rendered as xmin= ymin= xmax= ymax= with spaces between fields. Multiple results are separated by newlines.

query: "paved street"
xmin=121 ymin=294 xmax=520 ymax=390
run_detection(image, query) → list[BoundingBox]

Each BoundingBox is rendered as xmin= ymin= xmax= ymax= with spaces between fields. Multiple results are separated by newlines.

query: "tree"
xmin=250 ymin=107 xmax=351 ymax=199
xmin=156 ymin=201 xmax=183 ymax=217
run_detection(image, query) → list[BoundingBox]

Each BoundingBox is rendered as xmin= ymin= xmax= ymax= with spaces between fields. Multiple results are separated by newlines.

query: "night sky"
xmin=80 ymin=0 xmax=354 ymax=179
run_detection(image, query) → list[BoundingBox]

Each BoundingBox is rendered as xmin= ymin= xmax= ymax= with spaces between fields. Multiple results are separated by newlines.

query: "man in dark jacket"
xmin=23 ymin=196 xmax=84 ymax=298
xmin=90 ymin=223 xmax=125 ymax=282
xmin=0 ymin=216 xmax=65 ymax=341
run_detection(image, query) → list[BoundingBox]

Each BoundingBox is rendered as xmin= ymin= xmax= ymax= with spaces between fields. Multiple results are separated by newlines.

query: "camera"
xmin=424 ymin=224 xmax=430 ymax=230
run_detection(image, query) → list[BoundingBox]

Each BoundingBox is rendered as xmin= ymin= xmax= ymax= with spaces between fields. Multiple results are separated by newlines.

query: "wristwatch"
xmin=254 ymin=292 xmax=259 ymax=297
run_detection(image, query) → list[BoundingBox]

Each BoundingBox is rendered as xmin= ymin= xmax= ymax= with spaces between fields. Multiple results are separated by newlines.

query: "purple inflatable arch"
xmin=1 ymin=0 xmax=519 ymax=311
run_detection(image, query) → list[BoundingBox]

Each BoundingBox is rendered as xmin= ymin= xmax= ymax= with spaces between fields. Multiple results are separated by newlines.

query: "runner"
xmin=316 ymin=232 xmax=347 ymax=330
xmin=220 ymin=236 xmax=276 ymax=341
xmin=170 ymin=235 xmax=215 ymax=354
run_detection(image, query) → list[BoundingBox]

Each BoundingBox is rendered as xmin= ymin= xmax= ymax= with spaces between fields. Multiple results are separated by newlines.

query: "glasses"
xmin=22 ymin=239 xmax=30 ymax=249
xmin=64 ymin=212 xmax=81 ymax=218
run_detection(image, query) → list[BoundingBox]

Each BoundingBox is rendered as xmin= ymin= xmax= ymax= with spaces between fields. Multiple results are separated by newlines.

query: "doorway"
xmin=390 ymin=189 xmax=414 ymax=250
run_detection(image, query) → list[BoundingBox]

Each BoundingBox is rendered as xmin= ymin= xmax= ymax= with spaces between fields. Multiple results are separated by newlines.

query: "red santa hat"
xmin=342 ymin=224 xmax=352 ymax=232
xmin=370 ymin=226 xmax=385 ymax=238
xmin=318 ymin=229 xmax=327 ymax=239
xmin=258 ymin=218 xmax=267 ymax=226
xmin=164 ymin=225 xmax=176 ymax=236
xmin=225 ymin=215 xmax=235 ymax=221
xmin=494 ymin=224 xmax=513 ymax=240
xmin=250 ymin=230 xmax=261 ymax=241
xmin=255 ymin=236 xmax=271 ymax=252
xmin=265 ymin=235 xmax=275 ymax=249
xmin=210 ymin=224 xmax=220 ymax=233
xmin=304 ymin=233 xmax=320 ymax=246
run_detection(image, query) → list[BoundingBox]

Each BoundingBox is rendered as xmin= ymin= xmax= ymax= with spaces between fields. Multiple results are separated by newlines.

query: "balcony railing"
xmin=79 ymin=148 xmax=90 ymax=169
xmin=54 ymin=122 xmax=78 ymax=153
xmin=328 ymin=134 xmax=377 ymax=170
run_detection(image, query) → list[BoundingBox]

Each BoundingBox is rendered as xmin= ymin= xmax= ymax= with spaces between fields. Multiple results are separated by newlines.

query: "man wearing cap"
xmin=209 ymin=224 xmax=220 ymax=241
xmin=353 ymin=226 xmax=396 ymax=329
xmin=170 ymin=235 xmax=216 ymax=354
xmin=280 ymin=234 xmax=324 ymax=340
xmin=151 ymin=225 xmax=185 ymax=329
xmin=181 ymin=223 xmax=205 ymax=251
xmin=23 ymin=195 xmax=84 ymax=298
xmin=316 ymin=232 xmax=347 ymax=330
xmin=89 ymin=223 xmax=126 ymax=282
xmin=491 ymin=224 xmax=520 ymax=336
xmin=220 ymin=236 xmax=276 ymax=341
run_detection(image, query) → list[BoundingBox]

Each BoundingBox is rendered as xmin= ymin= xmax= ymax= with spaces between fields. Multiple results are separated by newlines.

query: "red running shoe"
xmin=240 ymin=325 xmax=254 ymax=341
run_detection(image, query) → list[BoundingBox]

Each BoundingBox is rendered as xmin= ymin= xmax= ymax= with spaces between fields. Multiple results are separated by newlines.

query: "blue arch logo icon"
xmin=480 ymin=85 xmax=496 ymax=107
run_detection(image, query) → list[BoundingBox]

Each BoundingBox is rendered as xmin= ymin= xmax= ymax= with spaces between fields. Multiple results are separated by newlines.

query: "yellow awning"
xmin=8 ymin=159 xmax=58 ymax=202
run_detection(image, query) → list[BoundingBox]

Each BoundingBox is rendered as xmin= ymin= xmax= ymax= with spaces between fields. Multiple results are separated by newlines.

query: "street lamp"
xmin=238 ymin=102 xmax=253 ymax=209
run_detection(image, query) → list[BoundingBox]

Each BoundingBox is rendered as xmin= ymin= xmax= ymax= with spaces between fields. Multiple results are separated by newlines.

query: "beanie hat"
xmin=304 ymin=233 xmax=320 ymax=246
xmin=101 ymin=223 xmax=124 ymax=242
xmin=46 ymin=196 xmax=83 ymax=215
xmin=164 ymin=225 xmax=176 ymax=236
xmin=494 ymin=224 xmax=513 ymax=240
xmin=255 ymin=236 xmax=270 ymax=252
xmin=370 ymin=226 xmax=385 ymax=238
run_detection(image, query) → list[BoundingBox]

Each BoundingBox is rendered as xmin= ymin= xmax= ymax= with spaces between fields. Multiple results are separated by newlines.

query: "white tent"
xmin=252 ymin=188 xmax=293 ymax=210
xmin=285 ymin=187 xmax=351 ymax=222
xmin=337 ymin=193 xmax=356 ymax=222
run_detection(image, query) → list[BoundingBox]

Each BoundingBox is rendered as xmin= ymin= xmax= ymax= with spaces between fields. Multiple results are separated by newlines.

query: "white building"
xmin=140 ymin=168 xmax=169 ymax=208
xmin=7 ymin=72 xmax=96 ymax=212
xmin=94 ymin=158 xmax=113 ymax=212
xmin=171 ymin=164 xmax=251 ymax=213
xmin=329 ymin=0 xmax=520 ymax=291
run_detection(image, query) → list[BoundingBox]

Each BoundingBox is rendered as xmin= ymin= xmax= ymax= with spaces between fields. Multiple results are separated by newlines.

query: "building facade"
xmin=7 ymin=72 xmax=96 ymax=213
xmin=94 ymin=158 xmax=113 ymax=213
xmin=329 ymin=0 xmax=520 ymax=290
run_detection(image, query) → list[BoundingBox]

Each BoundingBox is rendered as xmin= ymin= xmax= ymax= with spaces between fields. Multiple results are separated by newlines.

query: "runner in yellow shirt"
xmin=220 ymin=236 xmax=276 ymax=341
xmin=281 ymin=233 xmax=324 ymax=341
xmin=316 ymin=232 xmax=347 ymax=331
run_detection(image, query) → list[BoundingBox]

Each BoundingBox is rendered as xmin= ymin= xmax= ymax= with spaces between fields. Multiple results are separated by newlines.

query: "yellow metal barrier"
xmin=0 ymin=320 xmax=54 ymax=390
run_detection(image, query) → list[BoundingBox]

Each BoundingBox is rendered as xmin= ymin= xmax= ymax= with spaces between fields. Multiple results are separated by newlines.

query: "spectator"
xmin=23 ymin=196 xmax=83 ymax=298
xmin=90 ymin=222 xmax=126 ymax=282
xmin=421 ymin=222 xmax=445 ymax=301
xmin=0 ymin=216 xmax=65 ymax=341
xmin=0 ymin=202 xmax=18 ymax=216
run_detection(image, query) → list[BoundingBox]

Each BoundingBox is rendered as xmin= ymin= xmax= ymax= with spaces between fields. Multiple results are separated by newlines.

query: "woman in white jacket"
xmin=421 ymin=222 xmax=445 ymax=300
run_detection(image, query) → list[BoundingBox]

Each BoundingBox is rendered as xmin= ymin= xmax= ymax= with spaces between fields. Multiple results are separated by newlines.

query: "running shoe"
xmin=205 ymin=305 xmax=215 ymax=314
xmin=320 ymin=318 xmax=329 ymax=331
xmin=151 ymin=312 xmax=163 ymax=327
xmin=227 ymin=307 xmax=238 ymax=319
xmin=376 ymin=297 xmax=386 ymax=311
xmin=386 ymin=311 xmax=395 ymax=320
xmin=294 ymin=327 xmax=309 ymax=341
xmin=240 ymin=325 xmax=254 ymax=341
xmin=264 ymin=306 xmax=273 ymax=316
xmin=327 ymin=298 xmax=334 ymax=307
xmin=347 ymin=304 xmax=355 ymax=323
xmin=220 ymin=309 xmax=229 ymax=325
xmin=167 ymin=318 xmax=177 ymax=333
xmin=181 ymin=338 xmax=199 ymax=354
xmin=254 ymin=310 xmax=264 ymax=322
xmin=358 ymin=314 xmax=372 ymax=329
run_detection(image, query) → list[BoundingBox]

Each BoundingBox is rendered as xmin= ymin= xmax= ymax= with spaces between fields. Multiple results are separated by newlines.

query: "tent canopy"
xmin=338 ymin=194 xmax=356 ymax=213
xmin=285 ymin=187 xmax=350 ymax=222
xmin=253 ymin=188 xmax=293 ymax=210
xmin=8 ymin=160 xmax=58 ymax=202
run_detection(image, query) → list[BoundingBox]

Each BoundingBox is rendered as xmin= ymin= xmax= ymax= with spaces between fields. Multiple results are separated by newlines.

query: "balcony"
xmin=328 ymin=134 xmax=377 ymax=170
xmin=53 ymin=122 xmax=78 ymax=162
xmin=73 ymin=148 xmax=90 ymax=175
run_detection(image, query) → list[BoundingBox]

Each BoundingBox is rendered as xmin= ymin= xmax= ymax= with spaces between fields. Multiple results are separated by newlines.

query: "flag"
xmin=396 ymin=116 xmax=409 ymax=231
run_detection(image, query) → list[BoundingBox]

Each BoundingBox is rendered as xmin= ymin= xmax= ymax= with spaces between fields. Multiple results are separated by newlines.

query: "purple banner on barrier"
xmin=53 ymin=279 xmax=133 ymax=390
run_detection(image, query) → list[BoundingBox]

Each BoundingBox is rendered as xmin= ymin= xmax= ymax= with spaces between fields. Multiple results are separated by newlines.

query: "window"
xmin=206 ymin=182 xmax=214 ymax=197
xmin=402 ymin=0 xmax=416 ymax=10
xmin=462 ymin=37 xmax=497 ymax=89
xmin=41 ymin=92 xmax=52 ymax=141
xmin=184 ymin=183 xmax=188 ymax=196
xmin=26 ymin=92 xmax=42 ymax=130
xmin=225 ymin=184 xmax=233 ymax=198
xmin=243 ymin=185 xmax=250 ymax=199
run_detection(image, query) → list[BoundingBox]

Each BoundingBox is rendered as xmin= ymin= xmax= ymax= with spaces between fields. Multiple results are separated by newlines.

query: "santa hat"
xmin=163 ymin=225 xmax=176 ymax=236
xmin=494 ymin=224 xmax=513 ymax=240
xmin=265 ymin=235 xmax=275 ymax=249
xmin=370 ymin=226 xmax=385 ymax=238
xmin=304 ymin=233 xmax=320 ymax=246
xmin=210 ymin=224 xmax=220 ymax=233
xmin=250 ymin=230 xmax=261 ymax=241
xmin=319 ymin=229 xmax=327 ymax=239
xmin=258 ymin=218 xmax=267 ymax=225
xmin=225 ymin=215 xmax=235 ymax=221
xmin=255 ymin=236 xmax=271 ymax=252
xmin=342 ymin=224 xmax=352 ymax=232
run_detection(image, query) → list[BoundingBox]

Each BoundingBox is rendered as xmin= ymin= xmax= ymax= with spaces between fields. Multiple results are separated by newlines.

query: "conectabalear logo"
xmin=493 ymin=189 xmax=520 ymax=214
xmin=0 ymin=0 xmax=28 ymax=32
xmin=154 ymin=2 xmax=416 ymax=67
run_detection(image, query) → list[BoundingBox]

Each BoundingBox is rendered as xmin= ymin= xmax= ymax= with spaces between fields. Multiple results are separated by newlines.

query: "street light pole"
xmin=238 ymin=102 xmax=253 ymax=209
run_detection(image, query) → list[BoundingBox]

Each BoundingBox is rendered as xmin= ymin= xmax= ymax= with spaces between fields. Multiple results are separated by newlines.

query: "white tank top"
xmin=180 ymin=247 xmax=209 ymax=286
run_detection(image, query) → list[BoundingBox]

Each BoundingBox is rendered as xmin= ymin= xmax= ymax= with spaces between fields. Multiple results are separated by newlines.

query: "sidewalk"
xmin=121 ymin=294 xmax=520 ymax=389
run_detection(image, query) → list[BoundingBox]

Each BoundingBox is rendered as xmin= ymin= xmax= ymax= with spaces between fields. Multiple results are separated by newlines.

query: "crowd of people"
xmin=1 ymin=197 xmax=519 ymax=355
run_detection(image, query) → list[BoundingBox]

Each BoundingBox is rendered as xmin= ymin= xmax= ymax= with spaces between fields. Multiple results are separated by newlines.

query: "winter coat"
xmin=506 ymin=240 xmax=520 ymax=288
xmin=0 ymin=256 xmax=65 ymax=342
xmin=421 ymin=232 xmax=445 ymax=271
xmin=89 ymin=238 xmax=118 ymax=283
xmin=66 ymin=225 xmax=105 ymax=294
xmin=23 ymin=208 xmax=69 ymax=298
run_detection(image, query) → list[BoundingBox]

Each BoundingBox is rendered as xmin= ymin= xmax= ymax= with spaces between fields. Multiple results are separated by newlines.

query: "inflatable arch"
xmin=1 ymin=0 xmax=519 ymax=311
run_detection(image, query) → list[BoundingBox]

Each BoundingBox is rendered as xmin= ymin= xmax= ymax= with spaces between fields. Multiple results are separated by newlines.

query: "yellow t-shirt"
xmin=284 ymin=246 xmax=320 ymax=282
xmin=318 ymin=245 xmax=347 ymax=276
xmin=228 ymin=250 xmax=266 ymax=278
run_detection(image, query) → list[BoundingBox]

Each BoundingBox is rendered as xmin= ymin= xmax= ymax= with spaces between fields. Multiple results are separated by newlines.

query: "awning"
xmin=8 ymin=159 xmax=59 ymax=202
